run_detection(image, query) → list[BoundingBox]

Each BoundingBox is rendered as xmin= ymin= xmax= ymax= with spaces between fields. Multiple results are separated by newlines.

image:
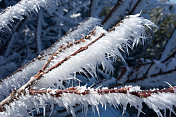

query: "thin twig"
xmin=101 ymin=0 xmax=123 ymax=25
xmin=114 ymin=68 xmax=176 ymax=87
xmin=159 ymin=29 xmax=176 ymax=60
xmin=101 ymin=0 xmax=141 ymax=26
xmin=89 ymin=0 xmax=94 ymax=17
xmin=0 ymin=18 xmax=93 ymax=82
xmin=127 ymin=0 xmax=141 ymax=15
xmin=29 ymin=86 xmax=176 ymax=98
xmin=36 ymin=10 xmax=43 ymax=54
xmin=34 ymin=28 xmax=96 ymax=79
xmin=0 ymin=15 xmax=126 ymax=111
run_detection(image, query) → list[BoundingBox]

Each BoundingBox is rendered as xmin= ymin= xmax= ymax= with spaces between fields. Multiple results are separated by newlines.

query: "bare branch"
xmin=160 ymin=29 xmax=176 ymax=61
xmin=36 ymin=10 xmax=43 ymax=54
xmin=101 ymin=0 xmax=123 ymax=25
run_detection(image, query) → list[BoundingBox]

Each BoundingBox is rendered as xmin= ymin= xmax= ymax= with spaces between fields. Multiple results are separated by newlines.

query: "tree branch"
xmin=0 ymin=14 xmax=154 ymax=113
xmin=101 ymin=0 xmax=123 ymax=25
xmin=29 ymin=86 xmax=176 ymax=98
xmin=0 ymin=0 xmax=56 ymax=30
xmin=36 ymin=10 xmax=43 ymax=54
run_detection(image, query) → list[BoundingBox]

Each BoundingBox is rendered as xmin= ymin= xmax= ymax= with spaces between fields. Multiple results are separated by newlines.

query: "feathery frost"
xmin=0 ymin=17 xmax=100 ymax=101
xmin=116 ymin=57 xmax=176 ymax=88
xmin=1 ymin=86 xmax=176 ymax=117
xmin=35 ymin=14 xmax=155 ymax=89
xmin=0 ymin=14 xmax=157 ymax=116
xmin=0 ymin=0 xmax=56 ymax=30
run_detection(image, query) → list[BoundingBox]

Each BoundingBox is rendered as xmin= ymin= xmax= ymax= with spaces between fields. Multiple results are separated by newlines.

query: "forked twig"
xmin=0 ymin=16 xmax=125 ymax=111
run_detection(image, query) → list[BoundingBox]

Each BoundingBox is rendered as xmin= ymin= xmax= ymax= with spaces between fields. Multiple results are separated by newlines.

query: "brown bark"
xmin=29 ymin=86 xmax=176 ymax=98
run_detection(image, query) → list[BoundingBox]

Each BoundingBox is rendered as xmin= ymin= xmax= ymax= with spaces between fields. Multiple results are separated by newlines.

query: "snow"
xmin=0 ymin=0 xmax=176 ymax=117
xmin=120 ymin=57 xmax=176 ymax=88
xmin=0 ymin=0 xmax=56 ymax=30
xmin=35 ymin=14 xmax=155 ymax=89
xmin=1 ymin=86 xmax=176 ymax=117
xmin=0 ymin=17 xmax=100 ymax=101
xmin=70 ymin=13 xmax=81 ymax=18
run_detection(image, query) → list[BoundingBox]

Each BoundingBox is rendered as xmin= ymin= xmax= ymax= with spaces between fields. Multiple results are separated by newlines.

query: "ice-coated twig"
xmin=113 ymin=50 xmax=176 ymax=88
xmin=34 ymin=14 xmax=155 ymax=89
xmin=0 ymin=0 xmax=58 ymax=30
xmin=29 ymin=86 xmax=176 ymax=98
xmin=1 ymin=86 xmax=176 ymax=117
xmin=34 ymin=28 xmax=96 ymax=80
xmin=4 ymin=17 xmax=27 ymax=57
xmin=0 ymin=19 xmax=104 ymax=112
xmin=0 ymin=17 xmax=99 ymax=103
xmin=0 ymin=25 xmax=104 ymax=112
xmin=0 ymin=14 xmax=155 ymax=112
xmin=0 ymin=17 xmax=99 ymax=81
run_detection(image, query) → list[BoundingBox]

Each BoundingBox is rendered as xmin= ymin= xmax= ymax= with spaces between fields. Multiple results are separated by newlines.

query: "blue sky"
xmin=170 ymin=0 xmax=176 ymax=2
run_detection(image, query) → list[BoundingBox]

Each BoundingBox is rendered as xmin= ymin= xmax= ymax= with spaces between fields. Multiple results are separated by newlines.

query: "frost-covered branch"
xmin=1 ymin=86 xmax=176 ymax=117
xmin=4 ymin=17 xmax=27 ymax=57
xmin=34 ymin=14 xmax=155 ymax=88
xmin=34 ymin=28 xmax=96 ymax=80
xmin=29 ymin=86 xmax=176 ymax=98
xmin=0 ymin=17 xmax=99 ymax=102
xmin=113 ymin=50 xmax=176 ymax=88
xmin=0 ymin=14 xmax=155 ymax=113
xmin=0 ymin=0 xmax=58 ymax=30
xmin=0 ymin=1 xmax=176 ymax=116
